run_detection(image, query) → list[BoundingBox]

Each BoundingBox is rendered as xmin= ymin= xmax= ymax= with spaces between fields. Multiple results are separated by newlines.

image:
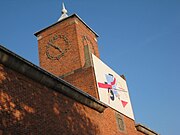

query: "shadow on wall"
xmin=0 ymin=64 xmax=100 ymax=135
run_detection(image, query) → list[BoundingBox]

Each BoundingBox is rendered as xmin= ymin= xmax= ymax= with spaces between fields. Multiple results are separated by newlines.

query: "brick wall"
xmin=3 ymin=14 xmax=144 ymax=135
xmin=37 ymin=17 xmax=82 ymax=76
xmin=36 ymin=16 xmax=101 ymax=99
xmin=0 ymin=64 xmax=138 ymax=135
xmin=62 ymin=67 xmax=99 ymax=99
xmin=36 ymin=16 xmax=99 ymax=78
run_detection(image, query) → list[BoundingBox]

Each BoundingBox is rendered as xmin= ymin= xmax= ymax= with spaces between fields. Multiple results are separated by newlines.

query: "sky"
xmin=0 ymin=0 xmax=180 ymax=134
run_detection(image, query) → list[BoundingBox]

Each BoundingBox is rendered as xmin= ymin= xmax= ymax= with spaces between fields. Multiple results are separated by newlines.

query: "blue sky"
xmin=1 ymin=0 xmax=180 ymax=134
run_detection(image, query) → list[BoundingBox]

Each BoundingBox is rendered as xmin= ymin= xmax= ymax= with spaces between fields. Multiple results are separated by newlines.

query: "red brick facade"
xmin=0 ymin=63 xmax=138 ymax=135
xmin=0 ymin=13 xmax=158 ymax=135
xmin=62 ymin=66 xmax=99 ymax=98
xmin=36 ymin=16 xmax=99 ymax=78
xmin=36 ymin=14 xmax=138 ymax=135
xmin=36 ymin=15 xmax=100 ymax=98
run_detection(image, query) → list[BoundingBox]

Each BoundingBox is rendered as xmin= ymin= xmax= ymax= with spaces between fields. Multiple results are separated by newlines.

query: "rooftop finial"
xmin=58 ymin=2 xmax=68 ymax=21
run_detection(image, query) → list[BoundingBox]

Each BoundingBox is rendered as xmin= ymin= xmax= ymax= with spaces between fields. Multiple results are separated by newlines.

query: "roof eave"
xmin=0 ymin=45 xmax=106 ymax=112
xmin=34 ymin=14 xmax=99 ymax=37
xmin=136 ymin=124 xmax=159 ymax=135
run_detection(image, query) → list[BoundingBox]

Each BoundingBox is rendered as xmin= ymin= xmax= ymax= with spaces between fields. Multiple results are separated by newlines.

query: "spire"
xmin=58 ymin=3 xmax=68 ymax=21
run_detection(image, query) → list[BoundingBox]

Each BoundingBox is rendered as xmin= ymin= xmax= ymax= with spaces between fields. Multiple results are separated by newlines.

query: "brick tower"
xmin=34 ymin=4 xmax=100 ymax=98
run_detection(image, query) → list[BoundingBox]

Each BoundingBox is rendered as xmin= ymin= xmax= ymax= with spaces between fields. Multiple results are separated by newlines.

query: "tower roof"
xmin=34 ymin=3 xmax=99 ymax=37
xmin=34 ymin=14 xmax=99 ymax=37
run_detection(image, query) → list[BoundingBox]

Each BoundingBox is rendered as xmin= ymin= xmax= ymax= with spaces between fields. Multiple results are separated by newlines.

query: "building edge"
xmin=0 ymin=45 xmax=107 ymax=113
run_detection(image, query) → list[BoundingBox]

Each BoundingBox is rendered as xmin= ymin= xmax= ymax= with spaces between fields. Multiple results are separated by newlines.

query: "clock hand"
xmin=48 ymin=42 xmax=62 ymax=51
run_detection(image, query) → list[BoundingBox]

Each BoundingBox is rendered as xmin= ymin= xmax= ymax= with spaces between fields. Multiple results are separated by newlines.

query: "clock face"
xmin=46 ymin=34 xmax=71 ymax=60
